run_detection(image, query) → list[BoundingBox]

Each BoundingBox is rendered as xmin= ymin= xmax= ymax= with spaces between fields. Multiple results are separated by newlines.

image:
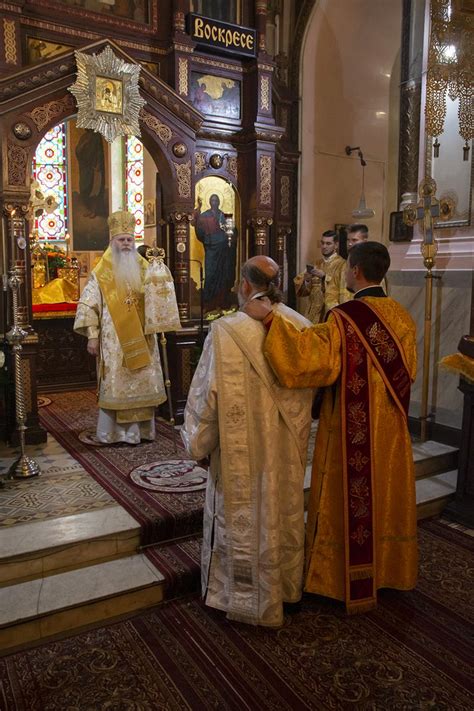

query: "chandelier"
xmin=425 ymin=0 xmax=473 ymax=160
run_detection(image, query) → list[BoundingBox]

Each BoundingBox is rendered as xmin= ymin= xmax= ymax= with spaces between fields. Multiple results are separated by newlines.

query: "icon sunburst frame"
xmin=68 ymin=46 xmax=146 ymax=143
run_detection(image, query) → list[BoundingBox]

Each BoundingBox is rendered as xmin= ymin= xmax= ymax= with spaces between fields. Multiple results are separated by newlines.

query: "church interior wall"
xmin=298 ymin=0 xmax=403 ymax=270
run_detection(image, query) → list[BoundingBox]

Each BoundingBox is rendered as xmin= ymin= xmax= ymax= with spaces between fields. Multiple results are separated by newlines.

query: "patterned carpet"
xmin=39 ymin=390 xmax=204 ymax=544
xmin=1 ymin=520 xmax=472 ymax=710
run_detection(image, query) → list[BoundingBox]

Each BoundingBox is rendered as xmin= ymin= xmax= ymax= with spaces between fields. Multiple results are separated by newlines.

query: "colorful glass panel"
xmin=125 ymin=135 xmax=144 ymax=240
xmin=32 ymin=124 xmax=68 ymax=241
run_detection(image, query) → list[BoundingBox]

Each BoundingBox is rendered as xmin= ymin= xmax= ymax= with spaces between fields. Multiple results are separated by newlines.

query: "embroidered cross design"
xmin=347 ymin=402 xmax=367 ymax=445
xmin=347 ymin=372 xmax=366 ymax=395
xmin=351 ymin=524 xmax=370 ymax=546
xmin=349 ymin=450 xmax=369 ymax=472
xmin=226 ymin=404 xmax=245 ymax=424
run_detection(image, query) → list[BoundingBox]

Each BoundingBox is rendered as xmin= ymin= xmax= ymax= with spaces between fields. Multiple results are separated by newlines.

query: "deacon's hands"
xmin=87 ymin=338 xmax=99 ymax=357
xmin=243 ymin=297 xmax=272 ymax=321
xmin=310 ymin=267 xmax=325 ymax=279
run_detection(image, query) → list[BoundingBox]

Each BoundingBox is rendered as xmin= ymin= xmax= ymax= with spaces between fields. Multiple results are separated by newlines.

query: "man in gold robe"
xmin=245 ymin=242 xmax=417 ymax=614
xmin=74 ymin=210 xmax=166 ymax=444
xmin=294 ymin=230 xmax=347 ymax=323
xmin=181 ymin=256 xmax=313 ymax=627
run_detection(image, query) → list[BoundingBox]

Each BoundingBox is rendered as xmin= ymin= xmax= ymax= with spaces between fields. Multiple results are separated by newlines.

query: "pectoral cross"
xmin=124 ymin=285 xmax=139 ymax=311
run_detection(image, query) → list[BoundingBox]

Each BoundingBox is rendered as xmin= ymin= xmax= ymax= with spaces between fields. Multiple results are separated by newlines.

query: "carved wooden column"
xmin=169 ymin=211 xmax=192 ymax=322
xmin=249 ymin=216 xmax=273 ymax=256
xmin=255 ymin=0 xmax=268 ymax=54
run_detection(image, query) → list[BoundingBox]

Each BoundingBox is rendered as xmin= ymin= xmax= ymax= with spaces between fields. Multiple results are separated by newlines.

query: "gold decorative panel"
xmin=259 ymin=156 xmax=272 ymax=206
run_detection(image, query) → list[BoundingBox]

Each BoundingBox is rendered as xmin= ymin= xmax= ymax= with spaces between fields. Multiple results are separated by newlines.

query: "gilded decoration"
xmin=140 ymin=109 xmax=173 ymax=145
xmin=174 ymin=160 xmax=192 ymax=198
xmin=195 ymin=152 xmax=207 ymax=174
xmin=280 ymin=175 xmax=290 ymax=216
xmin=347 ymin=372 xmax=366 ymax=395
xmin=349 ymin=450 xmax=369 ymax=472
xmin=68 ymin=46 xmax=145 ymax=143
xmin=350 ymin=477 xmax=370 ymax=518
xmin=3 ymin=18 xmax=17 ymax=64
xmin=366 ymin=323 xmax=397 ymax=363
xmin=192 ymin=55 xmax=244 ymax=73
xmin=7 ymin=143 xmax=28 ymax=186
xmin=12 ymin=122 xmax=32 ymax=141
xmin=227 ymin=155 xmax=238 ymax=180
xmin=260 ymin=75 xmax=270 ymax=111
xmin=347 ymin=402 xmax=367 ymax=445
xmin=172 ymin=142 xmax=187 ymax=158
xmin=178 ymin=57 xmax=188 ymax=96
xmin=28 ymin=95 xmax=76 ymax=132
xmin=259 ymin=155 xmax=272 ymax=206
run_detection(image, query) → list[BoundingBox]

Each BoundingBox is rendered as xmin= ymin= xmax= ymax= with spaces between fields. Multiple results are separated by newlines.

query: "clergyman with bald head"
xmin=180 ymin=256 xmax=313 ymax=628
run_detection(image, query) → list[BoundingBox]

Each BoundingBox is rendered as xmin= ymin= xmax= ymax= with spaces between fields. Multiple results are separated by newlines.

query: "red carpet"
xmin=1 ymin=520 xmax=472 ymax=710
xmin=39 ymin=390 xmax=204 ymax=545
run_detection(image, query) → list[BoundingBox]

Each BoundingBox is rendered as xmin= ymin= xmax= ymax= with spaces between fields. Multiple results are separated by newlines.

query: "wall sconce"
xmin=345 ymin=145 xmax=375 ymax=219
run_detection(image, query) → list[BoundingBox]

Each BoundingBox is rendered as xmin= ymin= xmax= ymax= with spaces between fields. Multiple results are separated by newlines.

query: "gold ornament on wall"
xmin=68 ymin=46 xmax=146 ymax=143
xmin=425 ymin=0 xmax=473 ymax=158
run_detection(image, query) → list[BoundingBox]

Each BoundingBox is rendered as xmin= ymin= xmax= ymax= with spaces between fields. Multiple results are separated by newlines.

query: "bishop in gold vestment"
xmin=74 ymin=210 xmax=168 ymax=444
xmin=181 ymin=257 xmax=313 ymax=627
xmin=246 ymin=243 xmax=418 ymax=613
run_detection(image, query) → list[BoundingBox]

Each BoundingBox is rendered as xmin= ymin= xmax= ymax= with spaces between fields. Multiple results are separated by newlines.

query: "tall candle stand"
xmin=6 ymin=265 xmax=41 ymax=479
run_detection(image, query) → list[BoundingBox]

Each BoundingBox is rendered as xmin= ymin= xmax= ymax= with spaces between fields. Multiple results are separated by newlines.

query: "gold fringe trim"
xmin=347 ymin=600 xmax=377 ymax=615
xmin=349 ymin=568 xmax=373 ymax=581
xmin=439 ymin=353 xmax=474 ymax=384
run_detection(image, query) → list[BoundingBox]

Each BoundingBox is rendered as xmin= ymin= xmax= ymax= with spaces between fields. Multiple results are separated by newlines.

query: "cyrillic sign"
xmin=188 ymin=14 xmax=257 ymax=58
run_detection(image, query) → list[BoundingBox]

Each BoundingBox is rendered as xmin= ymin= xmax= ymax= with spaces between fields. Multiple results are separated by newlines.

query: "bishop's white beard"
xmin=111 ymin=244 xmax=142 ymax=293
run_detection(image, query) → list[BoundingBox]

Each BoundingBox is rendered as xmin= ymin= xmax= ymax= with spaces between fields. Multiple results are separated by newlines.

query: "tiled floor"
xmin=0 ymin=435 xmax=115 ymax=527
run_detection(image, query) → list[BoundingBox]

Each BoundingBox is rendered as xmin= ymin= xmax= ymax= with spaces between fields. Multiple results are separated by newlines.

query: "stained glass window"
xmin=32 ymin=124 xmax=68 ymax=241
xmin=125 ymin=136 xmax=144 ymax=240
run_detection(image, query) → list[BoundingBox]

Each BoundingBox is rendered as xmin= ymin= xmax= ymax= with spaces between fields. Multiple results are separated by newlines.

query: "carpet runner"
xmin=1 ymin=519 xmax=472 ymax=710
xmin=39 ymin=390 xmax=204 ymax=545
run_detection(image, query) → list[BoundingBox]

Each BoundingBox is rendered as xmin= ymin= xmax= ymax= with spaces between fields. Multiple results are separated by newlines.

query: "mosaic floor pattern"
xmin=0 ymin=436 xmax=116 ymax=527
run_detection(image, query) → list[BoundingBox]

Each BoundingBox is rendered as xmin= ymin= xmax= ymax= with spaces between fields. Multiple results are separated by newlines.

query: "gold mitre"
xmin=108 ymin=210 xmax=135 ymax=239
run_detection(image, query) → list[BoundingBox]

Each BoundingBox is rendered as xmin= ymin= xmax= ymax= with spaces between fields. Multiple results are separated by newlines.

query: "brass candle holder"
xmin=6 ymin=266 xmax=41 ymax=479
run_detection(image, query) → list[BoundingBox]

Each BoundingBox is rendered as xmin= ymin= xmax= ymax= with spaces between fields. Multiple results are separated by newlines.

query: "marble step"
xmin=0 ymin=553 xmax=165 ymax=653
xmin=412 ymin=440 xmax=458 ymax=480
xmin=416 ymin=469 xmax=457 ymax=520
xmin=0 ymin=506 xmax=140 ymax=588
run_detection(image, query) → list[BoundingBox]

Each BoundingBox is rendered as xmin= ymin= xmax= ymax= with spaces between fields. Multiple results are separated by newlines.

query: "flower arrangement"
xmin=43 ymin=243 xmax=68 ymax=278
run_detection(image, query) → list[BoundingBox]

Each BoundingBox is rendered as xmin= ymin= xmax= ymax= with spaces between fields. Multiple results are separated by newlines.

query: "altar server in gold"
xmin=181 ymin=256 xmax=313 ymax=627
xmin=294 ymin=230 xmax=347 ymax=323
xmin=74 ymin=210 xmax=178 ymax=444
xmin=245 ymin=242 xmax=417 ymax=614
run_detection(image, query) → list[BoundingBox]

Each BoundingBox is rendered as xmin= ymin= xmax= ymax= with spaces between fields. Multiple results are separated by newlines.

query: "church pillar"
xmin=255 ymin=0 xmax=268 ymax=54
xmin=398 ymin=0 xmax=425 ymax=209
xmin=169 ymin=211 xmax=192 ymax=322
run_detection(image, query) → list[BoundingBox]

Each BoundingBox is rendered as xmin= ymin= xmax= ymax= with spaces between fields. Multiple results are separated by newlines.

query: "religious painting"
xmin=144 ymin=198 xmax=156 ymax=227
xmin=190 ymin=72 xmax=240 ymax=120
xmin=26 ymin=37 xmax=72 ymax=65
xmin=95 ymin=76 xmax=123 ymax=115
xmin=71 ymin=251 xmax=90 ymax=276
xmin=46 ymin=0 xmax=149 ymax=22
xmin=68 ymin=122 xmax=110 ymax=252
xmin=190 ymin=176 xmax=239 ymax=319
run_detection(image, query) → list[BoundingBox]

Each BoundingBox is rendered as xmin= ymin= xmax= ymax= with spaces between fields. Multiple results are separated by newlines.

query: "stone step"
xmin=412 ymin=440 xmax=458 ymax=480
xmin=0 ymin=554 xmax=165 ymax=653
xmin=0 ymin=506 xmax=140 ymax=588
xmin=416 ymin=470 xmax=457 ymax=520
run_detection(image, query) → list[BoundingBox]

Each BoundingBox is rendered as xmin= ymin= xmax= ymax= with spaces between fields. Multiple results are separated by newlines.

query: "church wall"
xmin=299 ymin=0 xmax=403 ymax=269
xmin=388 ymin=270 xmax=472 ymax=430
